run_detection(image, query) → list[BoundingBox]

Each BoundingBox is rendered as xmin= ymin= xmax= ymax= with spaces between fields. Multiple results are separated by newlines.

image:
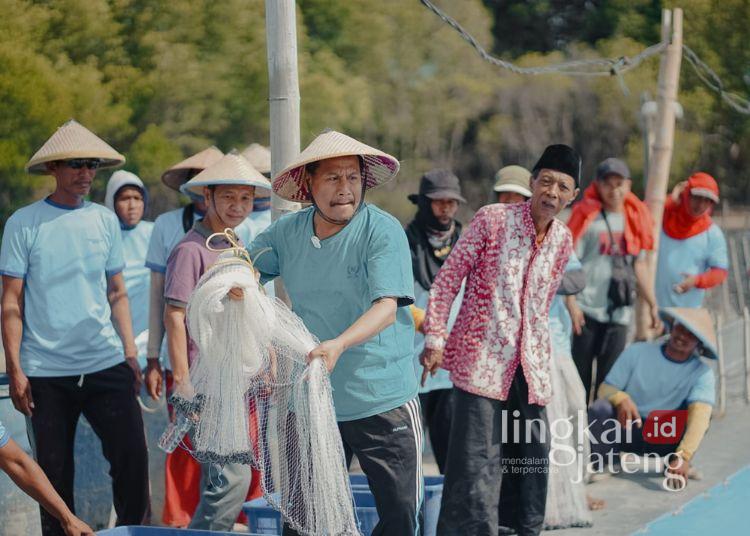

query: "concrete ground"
xmin=551 ymin=400 xmax=750 ymax=536
xmin=417 ymin=400 xmax=750 ymax=536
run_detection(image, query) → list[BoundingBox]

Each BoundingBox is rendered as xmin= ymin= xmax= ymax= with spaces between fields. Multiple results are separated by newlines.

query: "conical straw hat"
xmin=241 ymin=143 xmax=272 ymax=175
xmin=161 ymin=146 xmax=224 ymax=191
xmin=25 ymin=119 xmax=125 ymax=175
xmin=180 ymin=151 xmax=272 ymax=197
xmin=659 ymin=307 xmax=718 ymax=359
xmin=272 ymin=130 xmax=400 ymax=202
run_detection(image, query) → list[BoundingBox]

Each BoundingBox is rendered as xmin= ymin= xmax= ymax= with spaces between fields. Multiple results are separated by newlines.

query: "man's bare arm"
xmin=2 ymin=276 xmax=33 ymax=416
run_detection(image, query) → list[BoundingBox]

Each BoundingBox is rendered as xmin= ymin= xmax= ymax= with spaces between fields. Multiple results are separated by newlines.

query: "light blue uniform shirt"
xmin=121 ymin=220 xmax=154 ymax=365
xmin=146 ymin=207 xmax=194 ymax=273
xmin=0 ymin=419 xmax=8 ymax=448
xmin=604 ymin=341 xmax=716 ymax=416
xmin=249 ymin=205 xmax=417 ymax=421
xmin=549 ymin=253 xmax=583 ymax=359
xmin=413 ymin=281 xmax=464 ymax=393
xmin=242 ymin=209 xmax=275 ymax=297
xmin=656 ymin=225 xmax=728 ymax=308
xmin=146 ymin=206 xmax=260 ymax=273
xmin=0 ymin=199 xmax=125 ymax=377
xmin=245 ymin=208 xmax=272 ymax=237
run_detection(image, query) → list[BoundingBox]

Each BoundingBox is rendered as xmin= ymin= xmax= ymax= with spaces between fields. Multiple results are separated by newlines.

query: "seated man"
xmin=588 ymin=307 xmax=716 ymax=489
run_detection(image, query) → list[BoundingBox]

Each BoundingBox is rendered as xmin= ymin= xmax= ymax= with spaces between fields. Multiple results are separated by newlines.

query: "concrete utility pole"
xmin=265 ymin=0 xmax=301 ymax=300
xmin=265 ymin=0 xmax=301 ymax=211
xmin=637 ymin=7 xmax=683 ymax=340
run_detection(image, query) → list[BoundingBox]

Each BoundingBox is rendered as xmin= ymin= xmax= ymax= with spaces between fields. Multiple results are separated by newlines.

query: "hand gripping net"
xmin=160 ymin=230 xmax=360 ymax=535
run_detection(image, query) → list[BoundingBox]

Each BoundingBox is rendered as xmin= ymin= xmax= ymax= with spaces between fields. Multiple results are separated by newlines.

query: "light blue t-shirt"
xmin=241 ymin=209 xmax=275 ymax=297
xmin=245 ymin=209 xmax=272 ymax=237
xmin=604 ymin=341 xmax=716 ymax=416
xmin=656 ymin=225 xmax=728 ymax=308
xmin=0 ymin=419 xmax=8 ymax=448
xmin=146 ymin=206 xmax=261 ymax=273
xmin=0 ymin=199 xmax=125 ymax=377
xmin=146 ymin=207 xmax=193 ymax=273
xmin=121 ymin=220 xmax=154 ymax=365
xmin=413 ymin=281 xmax=464 ymax=393
xmin=549 ymin=253 xmax=583 ymax=358
xmin=249 ymin=204 xmax=417 ymax=422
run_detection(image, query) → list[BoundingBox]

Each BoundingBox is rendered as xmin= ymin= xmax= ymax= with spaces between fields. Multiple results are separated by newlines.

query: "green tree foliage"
xmin=0 ymin=0 xmax=748 ymax=231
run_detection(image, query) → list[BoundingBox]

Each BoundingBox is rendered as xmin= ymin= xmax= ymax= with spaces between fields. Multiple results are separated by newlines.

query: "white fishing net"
xmin=159 ymin=234 xmax=360 ymax=536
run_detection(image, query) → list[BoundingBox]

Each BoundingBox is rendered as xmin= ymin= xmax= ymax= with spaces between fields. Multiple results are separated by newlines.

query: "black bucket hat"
xmin=408 ymin=168 xmax=467 ymax=204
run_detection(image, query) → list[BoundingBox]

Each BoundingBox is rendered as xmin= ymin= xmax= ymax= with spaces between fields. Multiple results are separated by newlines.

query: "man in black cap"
xmin=421 ymin=145 xmax=580 ymax=536
xmin=405 ymin=169 xmax=466 ymax=474
xmin=567 ymin=157 xmax=659 ymax=402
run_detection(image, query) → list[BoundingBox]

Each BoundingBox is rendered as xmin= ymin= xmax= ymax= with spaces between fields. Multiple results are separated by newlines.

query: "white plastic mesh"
xmin=160 ymin=252 xmax=360 ymax=535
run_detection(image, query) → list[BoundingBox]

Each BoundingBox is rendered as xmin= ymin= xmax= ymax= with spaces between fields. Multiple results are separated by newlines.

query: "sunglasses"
xmin=63 ymin=158 xmax=103 ymax=170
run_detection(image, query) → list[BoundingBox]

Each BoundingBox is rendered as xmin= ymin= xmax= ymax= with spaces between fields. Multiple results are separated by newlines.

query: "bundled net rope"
xmin=159 ymin=230 xmax=360 ymax=536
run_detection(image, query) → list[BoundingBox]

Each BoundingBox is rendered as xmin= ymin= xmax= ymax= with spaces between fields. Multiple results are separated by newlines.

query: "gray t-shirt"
xmin=576 ymin=212 xmax=640 ymax=326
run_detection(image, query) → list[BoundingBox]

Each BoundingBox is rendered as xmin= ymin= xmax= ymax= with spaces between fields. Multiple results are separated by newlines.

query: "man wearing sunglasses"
xmin=0 ymin=120 xmax=150 ymax=535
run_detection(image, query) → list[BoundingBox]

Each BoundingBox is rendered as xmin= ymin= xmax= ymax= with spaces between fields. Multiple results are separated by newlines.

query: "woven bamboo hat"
xmin=272 ymin=130 xmax=400 ymax=202
xmin=161 ymin=146 xmax=224 ymax=191
xmin=180 ymin=151 xmax=272 ymax=197
xmin=241 ymin=143 xmax=272 ymax=175
xmin=25 ymin=119 xmax=125 ymax=174
xmin=660 ymin=307 xmax=718 ymax=360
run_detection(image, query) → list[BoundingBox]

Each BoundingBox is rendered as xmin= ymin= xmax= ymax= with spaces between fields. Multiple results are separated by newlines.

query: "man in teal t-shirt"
xmin=249 ymin=130 xmax=421 ymax=536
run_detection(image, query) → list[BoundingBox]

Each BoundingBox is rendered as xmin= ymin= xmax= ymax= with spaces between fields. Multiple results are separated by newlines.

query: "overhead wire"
xmin=420 ymin=0 xmax=750 ymax=114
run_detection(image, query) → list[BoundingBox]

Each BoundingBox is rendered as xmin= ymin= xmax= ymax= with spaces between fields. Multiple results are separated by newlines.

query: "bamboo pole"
xmin=716 ymin=313 xmax=726 ymax=416
xmin=265 ymin=0 xmax=301 ymax=300
xmin=636 ymin=8 xmax=683 ymax=340
xmin=730 ymin=237 xmax=746 ymax=312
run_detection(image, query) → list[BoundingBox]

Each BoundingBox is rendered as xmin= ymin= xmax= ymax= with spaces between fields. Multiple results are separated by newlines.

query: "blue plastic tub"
xmin=97 ymin=527 xmax=261 ymax=535
xmin=242 ymin=489 xmax=378 ymax=535
xmin=242 ymin=496 xmax=283 ymax=535
xmin=240 ymin=474 xmax=444 ymax=536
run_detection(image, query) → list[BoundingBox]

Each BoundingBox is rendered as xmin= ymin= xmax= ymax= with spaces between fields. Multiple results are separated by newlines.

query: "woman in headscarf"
xmin=656 ymin=172 xmax=729 ymax=308
xmin=104 ymin=171 xmax=153 ymax=368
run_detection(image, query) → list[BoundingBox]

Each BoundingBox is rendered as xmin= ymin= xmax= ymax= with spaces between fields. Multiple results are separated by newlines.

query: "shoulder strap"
xmin=182 ymin=204 xmax=195 ymax=233
xmin=601 ymin=211 xmax=622 ymax=256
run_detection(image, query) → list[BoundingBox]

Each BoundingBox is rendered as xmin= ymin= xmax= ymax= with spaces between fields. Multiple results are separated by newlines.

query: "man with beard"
xmin=405 ymin=169 xmax=466 ymax=474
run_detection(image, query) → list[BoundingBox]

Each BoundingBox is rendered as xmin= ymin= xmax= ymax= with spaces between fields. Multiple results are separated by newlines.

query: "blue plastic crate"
xmin=352 ymin=490 xmax=378 ymax=536
xmin=350 ymin=473 xmax=370 ymax=494
xmin=242 ymin=496 xmax=283 ymax=535
xmin=97 ymin=527 xmax=259 ymax=535
xmin=423 ymin=475 xmax=444 ymax=536
xmin=349 ymin=474 xmax=444 ymax=536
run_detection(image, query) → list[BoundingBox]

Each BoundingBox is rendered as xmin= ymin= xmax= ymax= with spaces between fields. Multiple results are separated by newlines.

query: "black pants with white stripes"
xmin=283 ymin=398 xmax=424 ymax=536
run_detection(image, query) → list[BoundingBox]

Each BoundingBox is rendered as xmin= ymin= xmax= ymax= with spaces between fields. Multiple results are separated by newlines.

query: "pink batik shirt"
xmin=422 ymin=201 xmax=572 ymax=406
